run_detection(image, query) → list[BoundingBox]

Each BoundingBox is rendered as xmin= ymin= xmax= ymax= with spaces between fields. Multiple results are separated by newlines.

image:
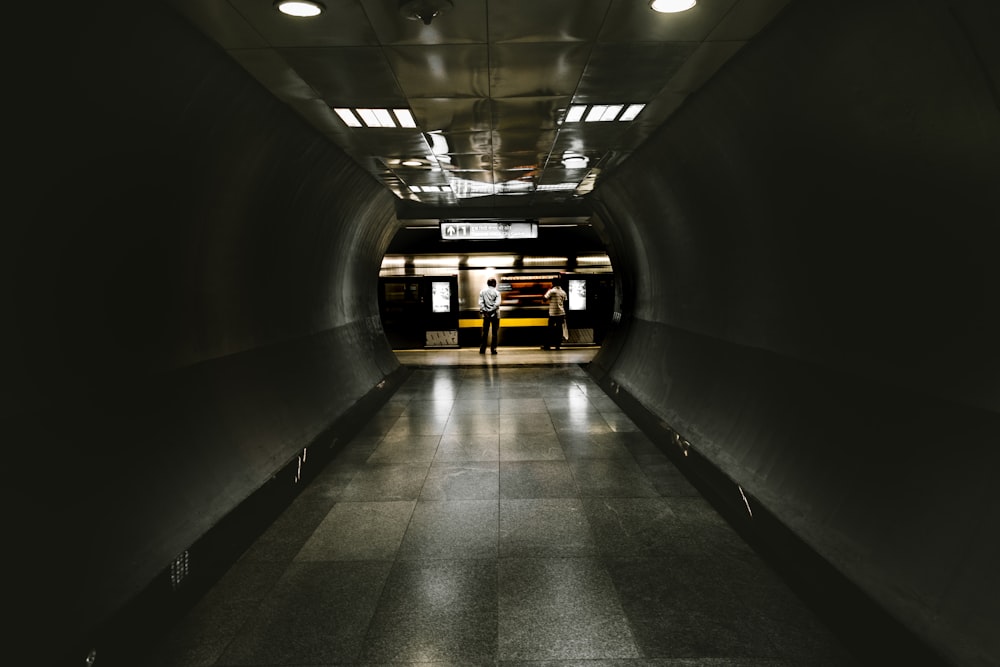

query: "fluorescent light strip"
xmin=393 ymin=108 xmax=416 ymax=128
xmin=536 ymin=183 xmax=578 ymax=191
xmin=337 ymin=107 xmax=418 ymax=129
xmin=620 ymin=103 xmax=645 ymax=121
xmin=333 ymin=108 xmax=362 ymax=127
xmin=355 ymin=109 xmax=381 ymax=127
xmin=565 ymin=105 xmax=587 ymax=123
xmin=600 ymin=104 xmax=624 ymax=121
xmin=586 ymin=105 xmax=610 ymax=122
xmin=564 ymin=103 xmax=646 ymax=123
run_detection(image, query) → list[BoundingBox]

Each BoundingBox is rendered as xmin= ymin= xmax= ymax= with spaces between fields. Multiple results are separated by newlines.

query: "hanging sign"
xmin=440 ymin=220 xmax=538 ymax=240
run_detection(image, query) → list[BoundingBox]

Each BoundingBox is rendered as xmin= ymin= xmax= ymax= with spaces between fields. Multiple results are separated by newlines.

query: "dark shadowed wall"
xmin=589 ymin=1 xmax=1000 ymax=665
xmin=7 ymin=4 xmax=402 ymax=664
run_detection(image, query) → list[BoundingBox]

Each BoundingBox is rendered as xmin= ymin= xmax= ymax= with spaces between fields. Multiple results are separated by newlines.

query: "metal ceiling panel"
xmin=487 ymin=0 xmax=613 ymax=43
xmin=385 ymin=45 xmax=491 ymax=98
xmin=444 ymin=156 xmax=493 ymax=171
xmin=437 ymin=131 xmax=494 ymax=156
xmin=230 ymin=49 xmax=324 ymax=104
xmin=409 ymin=98 xmax=493 ymax=132
xmin=165 ymin=0 xmax=790 ymax=212
xmin=447 ymin=168 xmax=493 ymax=181
xmin=493 ymin=152 xmax=546 ymax=171
xmin=288 ymin=99 xmax=352 ymax=136
xmin=277 ymin=47 xmax=405 ymax=107
xmin=491 ymin=98 xmax=571 ymax=131
xmin=575 ymin=42 xmax=700 ymax=102
xmin=491 ymin=129 xmax=557 ymax=154
xmin=598 ymin=0 xmax=740 ymax=43
xmin=227 ymin=0 xmax=379 ymax=47
xmin=349 ymin=128 xmax=431 ymax=156
xmin=551 ymin=125 xmax=630 ymax=155
xmin=394 ymin=169 xmax=452 ymax=186
xmin=489 ymin=43 xmax=592 ymax=98
xmin=538 ymin=167 xmax=592 ymax=185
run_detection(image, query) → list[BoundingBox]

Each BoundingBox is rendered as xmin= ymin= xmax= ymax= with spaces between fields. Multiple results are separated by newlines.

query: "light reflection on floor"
xmin=394 ymin=345 xmax=599 ymax=367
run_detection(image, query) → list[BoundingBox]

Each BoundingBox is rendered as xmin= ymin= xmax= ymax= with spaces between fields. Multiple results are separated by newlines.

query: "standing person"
xmin=478 ymin=277 xmax=501 ymax=354
xmin=542 ymin=279 xmax=567 ymax=350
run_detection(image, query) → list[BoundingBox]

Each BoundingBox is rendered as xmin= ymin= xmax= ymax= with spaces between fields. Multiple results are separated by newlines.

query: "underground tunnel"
xmin=7 ymin=1 xmax=1000 ymax=665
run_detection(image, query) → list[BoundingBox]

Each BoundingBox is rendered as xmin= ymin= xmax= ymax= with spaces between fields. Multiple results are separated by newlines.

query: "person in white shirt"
xmin=478 ymin=278 xmax=501 ymax=354
xmin=542 ymin=280 xmax=567 ymax=350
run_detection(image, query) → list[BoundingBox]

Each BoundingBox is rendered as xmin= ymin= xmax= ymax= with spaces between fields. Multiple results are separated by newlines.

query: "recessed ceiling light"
xmin=274 ymin=0 xmax=325 ymax=17
xmin=561 ymin=151 xmax=589 ymax=169
xmin=649 ymin=0 xmax=696 ymax=13
xmin=402 ymin=159 xmax=423 ymax=167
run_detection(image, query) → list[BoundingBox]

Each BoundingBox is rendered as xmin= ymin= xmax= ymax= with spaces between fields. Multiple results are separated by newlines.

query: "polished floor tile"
xmin=138 ymin=353 xmax=861 ymax=666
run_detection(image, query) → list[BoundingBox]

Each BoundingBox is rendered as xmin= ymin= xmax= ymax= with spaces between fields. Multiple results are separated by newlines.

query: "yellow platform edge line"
xmin=458 ymin=318 xmax=550 ymax=328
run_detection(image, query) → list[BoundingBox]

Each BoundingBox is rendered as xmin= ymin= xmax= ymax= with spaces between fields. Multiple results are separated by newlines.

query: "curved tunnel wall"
xmin=10 ymin=5 xmax=402 ymax=662
xmin=589 ymin=1 xmax=1000 ymax=665
xmin=10 ymin=1 xmax=1000 ymax=666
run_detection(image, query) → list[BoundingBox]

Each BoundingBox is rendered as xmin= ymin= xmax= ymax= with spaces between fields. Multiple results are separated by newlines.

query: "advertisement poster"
xmin=431 ymin=281 xmax=451 ymax=313
xmin=568 ymin=279 xmax=587 ymax=311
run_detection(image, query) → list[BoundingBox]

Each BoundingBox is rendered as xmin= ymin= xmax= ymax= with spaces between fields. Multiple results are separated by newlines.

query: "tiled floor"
xmin=139 ymin=350 xmax=861 ymax=666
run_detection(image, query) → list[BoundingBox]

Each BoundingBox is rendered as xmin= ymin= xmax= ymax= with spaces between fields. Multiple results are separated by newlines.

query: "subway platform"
xmin=136 ymin=346 xmax=861 ymax=666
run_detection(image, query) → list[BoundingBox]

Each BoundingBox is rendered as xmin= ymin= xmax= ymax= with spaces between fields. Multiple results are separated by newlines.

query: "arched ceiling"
xmin=167 ymin=0 xmax=792 ymax=216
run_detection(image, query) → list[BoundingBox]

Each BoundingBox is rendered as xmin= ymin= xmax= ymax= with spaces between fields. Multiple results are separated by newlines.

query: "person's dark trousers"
xmin=545 ymin=315 xmax=564 ymax=350
xmin=480 ymin=313 xmax=499 ymax=353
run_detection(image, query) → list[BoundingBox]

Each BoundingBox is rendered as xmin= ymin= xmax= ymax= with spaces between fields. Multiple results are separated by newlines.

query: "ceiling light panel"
xmin=564 ymin=104 xmax=644 ymax=123
xmin=650 ymin=0 xmax=697 ymax=13
xmin=277 ymin=47 xmax=401 ymax=101
xmin=177 ymin=0 xmax=786 ymax=208
xmin=334 ymin=108 xmax=362 ymax=127
xmin=341 ymin=107 xmax=418 ymax=128
xmin=619 ymin=103 xmax=646 ymax=121
xmin=274 ymin=1 xmax=325 ymax=18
